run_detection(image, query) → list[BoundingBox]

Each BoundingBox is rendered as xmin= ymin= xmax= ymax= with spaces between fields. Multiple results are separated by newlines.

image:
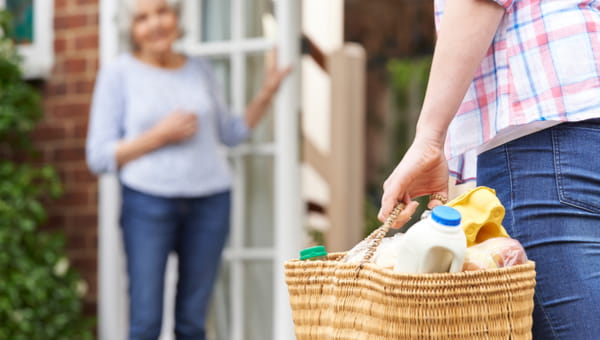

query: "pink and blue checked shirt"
xmin=435 ymin=0 xmax=600 ymax=182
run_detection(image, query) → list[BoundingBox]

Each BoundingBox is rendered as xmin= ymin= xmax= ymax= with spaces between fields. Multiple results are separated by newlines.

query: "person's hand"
xmin=150 ymin=110 xmax=198 ymax=145
xmin=378 ymin=136 xmax=449 ymax=228
xmin=244 ymin=48 xmax=293 ymax=129
xmin=262 ymin=48 xmax=293 ymax=97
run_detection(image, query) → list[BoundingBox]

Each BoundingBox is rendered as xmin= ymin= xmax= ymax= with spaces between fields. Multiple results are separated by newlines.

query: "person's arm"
xmin=245 ymin=49 xmax=292 ymax=129
xmin=114 ymin=111 xmax=198 ymax=167
xmin=416 ymin=0 xmax=507 ymax=143
xmin=86 ymin=64 xmax=125 ymax=174
xmin=379 ymin=0 xmax=506 ymax=227
xmin=86 ymin=61 xmax=198 ymax=172
xmin=208 ymin=50 xmax=291 ymax=147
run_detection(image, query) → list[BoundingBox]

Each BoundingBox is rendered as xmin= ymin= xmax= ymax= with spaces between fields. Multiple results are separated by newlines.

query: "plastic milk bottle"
xmin=394 ymin=205 xmax=466 ymax=273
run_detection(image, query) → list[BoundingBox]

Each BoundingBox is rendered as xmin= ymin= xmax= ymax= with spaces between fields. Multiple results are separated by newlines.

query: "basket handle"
xmin=358 ymin=203 xmax=404 ymax=264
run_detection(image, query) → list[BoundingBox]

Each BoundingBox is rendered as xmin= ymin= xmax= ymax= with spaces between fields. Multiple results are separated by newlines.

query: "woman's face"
xmin=131 ymin=0 xmax=179 ymax=54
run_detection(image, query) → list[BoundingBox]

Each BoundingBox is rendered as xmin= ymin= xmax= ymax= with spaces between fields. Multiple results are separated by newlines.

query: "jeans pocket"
xmin=552 ymin=124 xmax=600 ymax=214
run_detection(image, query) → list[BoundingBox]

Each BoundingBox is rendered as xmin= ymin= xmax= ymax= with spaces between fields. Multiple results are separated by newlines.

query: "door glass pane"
xmin=201 ymin=0 xmax=231 ymax=42
xmin=243 ymin=260 xmax=274 ymax=340
xmin=208 ymin=57 xmax=232 ymax=107
xmin=244 ymin=0 xmax=273 ymax=38
xmin=207 ymin=261 xmax=231 ymax=340
xmin=243 ymin=155 xmax=274 ymax=248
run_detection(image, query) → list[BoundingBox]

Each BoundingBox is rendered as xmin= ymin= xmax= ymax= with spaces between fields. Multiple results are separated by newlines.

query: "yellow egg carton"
xmin=446 ymin=186 xmax=510 ymax=247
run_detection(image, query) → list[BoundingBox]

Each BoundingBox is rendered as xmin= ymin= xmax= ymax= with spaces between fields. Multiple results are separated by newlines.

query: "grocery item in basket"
xmin=462 ymin=237 xmax=528 ymax=271
xmin=394 ymin=206 xmax=466 ymax=273
xmin=447 ymin=186 xmax=510 ymax=247
xmin=341 ymin=237 xmax=376 ymax=263
xmin=372 ymin=232 xmax=405 ymax=268
xmin=299 ymin=245 xmax=328 ymax=261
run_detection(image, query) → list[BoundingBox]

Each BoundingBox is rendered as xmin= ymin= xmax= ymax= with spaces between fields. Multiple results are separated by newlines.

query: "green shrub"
xmin=366 ymin=57 xmax=433 ymax=232
xmin=0 ymin=11 xmax=94 ymax=340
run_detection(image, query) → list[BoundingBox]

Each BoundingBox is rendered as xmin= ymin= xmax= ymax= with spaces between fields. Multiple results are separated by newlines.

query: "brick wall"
xmin=33 ymin=0 xmax=100 ymax=316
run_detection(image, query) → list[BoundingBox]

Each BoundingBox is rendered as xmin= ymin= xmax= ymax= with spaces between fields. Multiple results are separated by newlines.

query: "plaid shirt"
xmin=434 ymin=0 xmax=600 ymax=182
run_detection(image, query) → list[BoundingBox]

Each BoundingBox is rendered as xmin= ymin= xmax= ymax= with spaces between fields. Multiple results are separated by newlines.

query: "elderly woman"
xmin=86 ymin=0 xmax=290 ymax=339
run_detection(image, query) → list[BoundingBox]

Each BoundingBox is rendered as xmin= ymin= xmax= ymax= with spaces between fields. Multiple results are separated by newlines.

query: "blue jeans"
xmin=120 ymin=185 xmax=231 ymax=340
xmin=477 ymin=119 xmax=600 ymax=339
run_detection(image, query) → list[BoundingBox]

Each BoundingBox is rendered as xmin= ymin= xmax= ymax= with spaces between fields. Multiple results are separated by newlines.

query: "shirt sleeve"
xmin=490 ymin=0 xmax=514 ymax=10
xmin=199 ymin=59 xmax=251 ymax=147
xmin=86 ymin=62 xmax=125 ymax=174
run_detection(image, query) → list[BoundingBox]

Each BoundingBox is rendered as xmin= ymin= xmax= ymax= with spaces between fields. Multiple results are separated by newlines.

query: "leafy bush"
xmin=0 ymin=11 xmax=94 ymax=340
xmin=366 ymin=57 xmax=433 ymax=232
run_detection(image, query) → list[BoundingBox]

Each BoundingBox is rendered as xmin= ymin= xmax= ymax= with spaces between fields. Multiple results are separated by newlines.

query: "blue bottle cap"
xmin=431 ymin=206 xmax=461 ymax=226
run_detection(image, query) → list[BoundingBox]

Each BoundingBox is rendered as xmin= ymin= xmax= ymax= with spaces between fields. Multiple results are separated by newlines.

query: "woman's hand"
xmin=378 ymin=136 xmax=449 ymax=228
xmin=115 ymin=110 xmax=197 ymax=168
xmin=150 ymin=110 xmax=198 ymax=145
xmin=262 ymin=48 xmax=293 ymax=98
xmin=245 ymin=49 xmax=292 ymax=129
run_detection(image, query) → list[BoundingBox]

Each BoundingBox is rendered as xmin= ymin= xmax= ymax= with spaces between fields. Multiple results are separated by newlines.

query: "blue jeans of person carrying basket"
xmin=478 ymin=118 xmax=600 ymax=339
xmin=120 ymin=185 xmax=231 ymax=340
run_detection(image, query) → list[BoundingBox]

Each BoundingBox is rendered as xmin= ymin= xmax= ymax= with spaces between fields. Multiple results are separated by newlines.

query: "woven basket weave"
xmin=285 ymin=206 xmax=536 ymax=340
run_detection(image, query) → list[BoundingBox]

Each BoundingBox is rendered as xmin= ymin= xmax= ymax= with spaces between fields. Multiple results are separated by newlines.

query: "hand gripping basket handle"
xmin=353 ymin=203 xmax=404 ymax=265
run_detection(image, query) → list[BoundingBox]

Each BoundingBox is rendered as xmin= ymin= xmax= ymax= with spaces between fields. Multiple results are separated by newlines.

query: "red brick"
xmin=46 ymin=81 xmax=69 ymax=96
xmin=87 ymin=13 xmax=99 ymax=26
xmin=72 ymin=122 xmax=90 ymax=138
xmin=74 ymin=80 xmax=95 ymax=94
xmin=87 ymin=57 xmax=100 ymax=72
xmin=44 ymin=214 xmax=67 ymax=231
xmin=65 ymin=230 xmax=90 ymax=249
xmin=53 ymin=145 xmax=86 ymax=163
xmin=71 ymin=256 xmax=97 ymax=276
xmin=64 ymin=58 xmax=87 ymax=74
xmin=54 ymin=14 xmax=87 ymax=30
xmin=39 ymin=0 xmax=101 ymax=319
xmin=64 ymin=166 xmax=97 ymax=183
xmin=51 ymin=103 xmax=89 ymax=119
xmin=55 ymin=0 xmax=69 ymax=9
xmin=59 ymin=190 xmax=90 ymax=205
xmin=54 ymin=37 xmax=68 ymax=54
xmin=74 ymin=33 xmax=99 ymax=50
xmin=68 ymin=213 xmax=97 ymax=229
xmin=75 ymin=0 xmax=97 ymax=7
xmin=31 ymin=124 xmax=68 ymax=141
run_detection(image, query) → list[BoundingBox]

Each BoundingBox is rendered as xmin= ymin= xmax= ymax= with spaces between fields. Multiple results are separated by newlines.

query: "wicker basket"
xmin=285 ymin=206 xmax=536 ymax=340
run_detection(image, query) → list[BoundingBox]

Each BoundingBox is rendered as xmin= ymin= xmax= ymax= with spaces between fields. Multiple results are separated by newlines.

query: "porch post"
xmin=98 ymin=0 xmax=127 ymax=339
xmin=273 ymin=0 xmax=303 ymax=338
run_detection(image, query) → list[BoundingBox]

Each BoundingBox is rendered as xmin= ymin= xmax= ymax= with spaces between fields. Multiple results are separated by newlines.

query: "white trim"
xmin=229 ymin=143 xmax=275 ymax=157
xmin=1 ymin=0 xmax=55 ymax=79
xmin=182 ymin=0 xmax=200 ymax=46
xmin=222 ymin=248 xmax=275 ymax=260
xmin=273 ymin=0 xmax=303 ymax=339
xmin=229 ymin=2 xmax=245 ymax=339
xmin=184 ymin=38 xmax=274 ymax=57
xmin=98 ymin=1 xmax=127 ymax=340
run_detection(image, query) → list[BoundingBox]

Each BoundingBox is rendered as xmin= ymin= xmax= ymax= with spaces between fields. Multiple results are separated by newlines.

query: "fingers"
xmin=266 ymin=48 xmax=277 ymax=74
xmin=169 ymin=111 xmax=198 ymax=140
xmin=378 ymin=184 xmax=402 ymax=223
xmin=427 ymin=192 xmax=449 ymax=209
xmin=391 ymin=200 xmax=419 ymax=229
xmin=183 ymin=114 xmax=198 ymax=137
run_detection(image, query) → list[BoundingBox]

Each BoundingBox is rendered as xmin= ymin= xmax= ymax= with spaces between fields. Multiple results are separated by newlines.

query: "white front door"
xmin=98 ymin=1 xmax=302 ymax=340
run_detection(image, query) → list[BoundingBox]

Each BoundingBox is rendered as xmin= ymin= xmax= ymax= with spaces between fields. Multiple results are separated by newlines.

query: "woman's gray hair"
xmin=117 ymin=0 xmax=185 ymax=52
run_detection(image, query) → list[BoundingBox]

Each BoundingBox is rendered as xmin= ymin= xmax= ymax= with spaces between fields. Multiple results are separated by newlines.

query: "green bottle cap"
xmin=299 ymin=245 xmax=327 ymax=260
